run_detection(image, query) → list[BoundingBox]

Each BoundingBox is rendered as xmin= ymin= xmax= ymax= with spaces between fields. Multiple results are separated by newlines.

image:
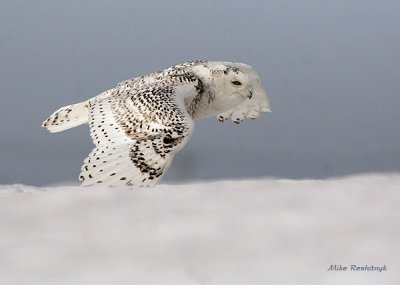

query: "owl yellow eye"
xmin=231 ymin=81 xmax=242 ymax=86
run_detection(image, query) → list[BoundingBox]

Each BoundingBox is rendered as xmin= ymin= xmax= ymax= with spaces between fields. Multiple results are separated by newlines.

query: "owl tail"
xmin=42 ymin=100 xmax=90 ymax=133
xmin=42 ymin=89 xmax=114 ymax=133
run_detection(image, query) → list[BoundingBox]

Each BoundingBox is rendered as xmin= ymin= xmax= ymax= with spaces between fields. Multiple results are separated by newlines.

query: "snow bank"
xmin=0 ymin=174 xmax=399 ymax=285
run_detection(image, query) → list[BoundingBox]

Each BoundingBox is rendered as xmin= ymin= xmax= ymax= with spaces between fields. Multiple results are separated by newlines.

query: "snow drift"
xmin=0 ymin=173 xmax=399 ymax=285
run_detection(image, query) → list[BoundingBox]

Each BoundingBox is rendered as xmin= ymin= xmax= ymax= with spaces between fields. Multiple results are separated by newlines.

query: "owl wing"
xmin=79 ymin=83 xmax=196 ymax=187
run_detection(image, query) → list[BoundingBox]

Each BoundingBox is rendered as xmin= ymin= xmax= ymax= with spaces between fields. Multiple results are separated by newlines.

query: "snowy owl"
xmin=42 ymin=61 xmax=271 ymax=187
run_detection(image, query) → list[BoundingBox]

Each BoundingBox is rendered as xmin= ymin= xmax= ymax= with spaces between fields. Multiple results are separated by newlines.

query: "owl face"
xmin=188 ymin=61 xmax=270 ymax=118
xmin=222 ymin=70 xmax=253 ymax=100
xmin=209 ymin=65 xmax=255 ymax=112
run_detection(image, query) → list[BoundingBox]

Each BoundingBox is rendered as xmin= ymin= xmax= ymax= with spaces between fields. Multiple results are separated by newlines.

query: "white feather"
xmin=43 ymin=61 xmax=271 ymax=187
xmin=79 ymin=83 xmax=195 ymax=187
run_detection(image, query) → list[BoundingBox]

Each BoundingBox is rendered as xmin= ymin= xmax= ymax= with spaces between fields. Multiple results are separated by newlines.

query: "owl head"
xmin=190 ymin=61 xmax=271 ymax=119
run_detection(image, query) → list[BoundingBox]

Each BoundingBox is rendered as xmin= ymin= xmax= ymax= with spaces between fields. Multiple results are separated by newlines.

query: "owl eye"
xmin=231 ymin=80 xmax=242 ymax=86
xmin=163 ymin=135 xmax=174 ymax=144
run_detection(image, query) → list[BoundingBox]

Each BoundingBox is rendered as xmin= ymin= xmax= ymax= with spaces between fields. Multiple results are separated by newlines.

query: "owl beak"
xmin=248 ymin=91 xmax=253 ymax=99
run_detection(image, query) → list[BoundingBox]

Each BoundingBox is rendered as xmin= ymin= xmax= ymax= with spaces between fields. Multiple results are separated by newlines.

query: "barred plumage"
xmin=42 ymin=61 xmax=271 ymax=187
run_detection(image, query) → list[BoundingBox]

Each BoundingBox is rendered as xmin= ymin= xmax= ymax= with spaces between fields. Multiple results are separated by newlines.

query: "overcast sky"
xmin=1 ymin=0 xmax=399 ymax=186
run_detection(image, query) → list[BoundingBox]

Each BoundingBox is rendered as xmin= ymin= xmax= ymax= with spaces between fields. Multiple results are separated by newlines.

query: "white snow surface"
xmin=0 ymin=174 xmax=399 ymax=285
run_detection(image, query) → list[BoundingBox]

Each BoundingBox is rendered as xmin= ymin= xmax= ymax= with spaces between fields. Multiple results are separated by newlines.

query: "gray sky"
xmin=1 ymin=0 xmax=399 ymax=186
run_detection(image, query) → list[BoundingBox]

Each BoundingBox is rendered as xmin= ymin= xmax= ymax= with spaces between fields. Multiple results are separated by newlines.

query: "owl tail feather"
xmin=42 ymin=101 xmax=90 ymax=133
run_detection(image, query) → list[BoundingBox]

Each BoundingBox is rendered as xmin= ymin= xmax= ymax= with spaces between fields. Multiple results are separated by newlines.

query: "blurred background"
xmin=1 ymin=0 xmax=399 ymax=186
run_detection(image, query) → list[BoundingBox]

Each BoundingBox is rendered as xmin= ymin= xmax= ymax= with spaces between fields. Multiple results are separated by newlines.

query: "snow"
xmin=0 ymin=174 xmax=399 ymax=285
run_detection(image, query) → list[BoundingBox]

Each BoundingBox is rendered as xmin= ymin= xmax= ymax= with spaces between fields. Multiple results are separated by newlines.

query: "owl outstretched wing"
xmin=79 ymin=83 xmax=196 ymax=187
